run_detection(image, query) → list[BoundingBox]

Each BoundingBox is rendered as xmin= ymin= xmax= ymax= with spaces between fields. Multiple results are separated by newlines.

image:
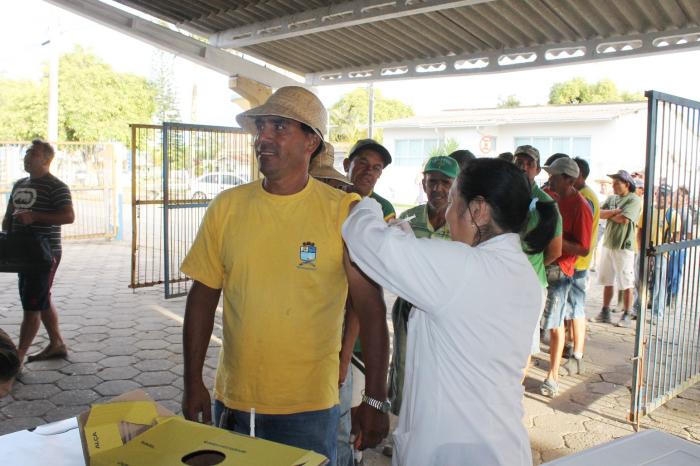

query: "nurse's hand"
xmin=354 ymin=403 xmax=389 ymax=450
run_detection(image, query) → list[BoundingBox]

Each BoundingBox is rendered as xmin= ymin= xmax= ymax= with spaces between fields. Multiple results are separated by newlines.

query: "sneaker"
xmin=559 ymin=357 xmax=585 ymax=376
xmin=617 ymin=312 xmax=633 ymax=328
xmin=540 ymin=378 xmax=559 ymax=398
xmin=592 ymin=308 xmax=612 ymax=324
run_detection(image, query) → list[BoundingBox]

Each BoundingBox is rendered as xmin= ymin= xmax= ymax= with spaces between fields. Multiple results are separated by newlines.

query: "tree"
xmin=498 ymin=94 xmax=520 ymax=108
xmin=0 ymin=46 xmax=157 ymax=144
xmin=329 ymin=87 xmax=414 ymax=143
xmin=549 ymin=77 xmax=644 ymax=104
xmin=150 ymin=50 xmax=181 ymax=123
xmin=428 ymin=138 xmax=459 ymax=157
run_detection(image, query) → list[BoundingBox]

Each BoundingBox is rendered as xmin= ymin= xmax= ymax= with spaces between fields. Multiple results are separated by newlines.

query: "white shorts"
xmin=597 ymin=247 xmax=636 ymax=290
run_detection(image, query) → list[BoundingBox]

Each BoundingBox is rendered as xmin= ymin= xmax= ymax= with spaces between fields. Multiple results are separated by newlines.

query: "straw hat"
xmin=236 ymin=86 xmax=327 ymax=142
xmin=309 ymin=143 xmax=350 ymax=185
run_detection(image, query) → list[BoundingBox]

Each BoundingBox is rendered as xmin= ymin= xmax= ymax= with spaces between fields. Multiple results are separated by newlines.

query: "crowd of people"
xmin=1 ymin=86 xmax=696 ymax=466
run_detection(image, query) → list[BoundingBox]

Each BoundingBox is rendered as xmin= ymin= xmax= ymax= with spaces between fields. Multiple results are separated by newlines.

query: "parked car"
xmin=189 ymin=172 xmax=248 ymax=200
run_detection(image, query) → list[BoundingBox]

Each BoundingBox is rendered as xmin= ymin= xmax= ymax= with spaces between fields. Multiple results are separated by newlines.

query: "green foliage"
xmin=428 ymin=138 xmax=459 ymax=157
xmin=0 ymin=46 xmax=157 ymax=144
xmin=549 ymin=77 xmax=644 ymax=104
xmin=0 ymin=79 xmax=47 ymax=140
xmin=497 ymin=94 xmax=520 ymax=108
xmin=329 ymin=87 xmax=414 ymax=143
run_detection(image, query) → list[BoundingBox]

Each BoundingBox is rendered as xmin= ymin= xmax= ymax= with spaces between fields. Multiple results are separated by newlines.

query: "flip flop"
xmin=26 ymin=344 xmax=68 ymax=362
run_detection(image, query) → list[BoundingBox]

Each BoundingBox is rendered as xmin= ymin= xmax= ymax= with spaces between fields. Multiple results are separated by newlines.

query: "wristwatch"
xmin=361 ymin=392 xmax=391 ymax=413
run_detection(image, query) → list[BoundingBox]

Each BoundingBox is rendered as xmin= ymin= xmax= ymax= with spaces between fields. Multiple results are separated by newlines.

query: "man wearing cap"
xmin=513 ymin=145 xmax=562 ymax=374
xmin=343 ymin=139 xmax=395 ymax=222
xmin=560 ymin=157 xmax=599 ymax=378
xmin=180 ymin=86 xmax=390 ymax=464
xmin=539 ymin=157 xmax=593 ymax=397
xmin=387 ymin=156 xmax=458 ymax=420
xmin=594 ymin=170 xmax=642 ymax=327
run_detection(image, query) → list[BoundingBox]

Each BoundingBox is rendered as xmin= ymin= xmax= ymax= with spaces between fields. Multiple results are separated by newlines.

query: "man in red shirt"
xmin=539 ymin=157 xmax=593 ymax=398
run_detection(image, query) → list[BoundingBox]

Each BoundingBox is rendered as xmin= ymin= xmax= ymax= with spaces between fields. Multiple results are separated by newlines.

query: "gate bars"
xmin=630 ymin=91 xmax=700 ymax=424
xmin=162 ymin=122 xmax=253 ymax=298
xmin=130 ymin=123 xmax=253 ymax=298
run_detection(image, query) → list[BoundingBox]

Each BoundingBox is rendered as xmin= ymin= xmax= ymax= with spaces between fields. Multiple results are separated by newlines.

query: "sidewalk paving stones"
xmin=0 ymin=240 xmax=699 ymax=465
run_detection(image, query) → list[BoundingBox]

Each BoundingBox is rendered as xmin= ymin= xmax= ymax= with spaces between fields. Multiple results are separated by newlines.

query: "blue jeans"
xmin=337 ymin=365 xmax=353 ymax=466
xmin=565 ymin=269 xmax=588 ymax=320
xmin=651 ymin=256 xmax=668 ymax=319
xmin=214 ymin=400 xmax=339 ymax=466
xmin=542 ymin=266 xmax=573 ymax=330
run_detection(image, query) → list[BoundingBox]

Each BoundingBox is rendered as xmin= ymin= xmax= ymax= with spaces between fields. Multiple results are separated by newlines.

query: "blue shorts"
xmin=542 ymin=266 xmax=573 ymax=330
xmin=214 ymin=400 xmax=339 ymax=465
xmin=18 ymin=255 xmax=61 ymax=311
xmin=565 ymin=269 xmax=588 ymax=320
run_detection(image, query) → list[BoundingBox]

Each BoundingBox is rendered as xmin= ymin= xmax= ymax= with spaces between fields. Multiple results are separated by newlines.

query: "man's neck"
xmin=29 ymin=170 xmax=49 ymax=180
xmin=426 ymin=204 xmax=447 ymax=230
xmin=262 ymin=172 xmax=309 ymax=195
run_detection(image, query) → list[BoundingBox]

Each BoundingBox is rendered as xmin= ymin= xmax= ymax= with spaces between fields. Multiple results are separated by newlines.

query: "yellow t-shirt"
xmin=575 ymin=185 xmax=600 ymax=271
xmin=181 ymin=178 xmax=359 ymax=414
xmin=648 ymin=208 xmax=682 ymax=254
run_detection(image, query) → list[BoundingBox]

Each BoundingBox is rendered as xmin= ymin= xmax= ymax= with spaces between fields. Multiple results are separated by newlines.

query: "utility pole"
xmin=44 ymin=19 xmax=60 ymax=142
xmin=367 ymin=82 xmax=374 ymax=139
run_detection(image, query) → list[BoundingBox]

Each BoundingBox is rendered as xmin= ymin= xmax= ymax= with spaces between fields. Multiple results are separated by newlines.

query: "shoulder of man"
xmin=400 ymin=204 xmax=423 ymax=220
xmin=532 ymin=184 xmax=554 ymax=202
xmin=369 ymin=191 xmax=396 ymax=220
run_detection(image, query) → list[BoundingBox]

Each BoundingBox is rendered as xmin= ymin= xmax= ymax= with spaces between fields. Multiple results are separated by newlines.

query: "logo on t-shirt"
xmin=298 ymin=241 xmax=317 ymax=270
xmin=13 ymin=188 xmax=37 ymax=209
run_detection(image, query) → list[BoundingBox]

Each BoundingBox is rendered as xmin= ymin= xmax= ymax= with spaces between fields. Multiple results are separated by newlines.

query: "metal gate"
xmin=630 ymin=91 xmax=700 ymax=423
xmin=130 ymin=123 xmax=254 ymax=298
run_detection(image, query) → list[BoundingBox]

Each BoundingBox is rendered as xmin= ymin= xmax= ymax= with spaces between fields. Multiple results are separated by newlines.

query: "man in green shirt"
xmin=594 ymin=170 xmax=642 ymax=326
xmin=343 ymin=139 xmax=395 ymax=221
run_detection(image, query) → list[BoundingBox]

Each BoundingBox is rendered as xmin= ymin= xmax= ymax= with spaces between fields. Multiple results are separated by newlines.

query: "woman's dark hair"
xmin=448 ymin=149 xmax=476 ymax=169
xmin=300 ymin=123 xmax=324 ymax=160
xmin=0 ymin=329 xmax=20 ymax=382
xmin=457 ymin=158 xmax=557 ymax=254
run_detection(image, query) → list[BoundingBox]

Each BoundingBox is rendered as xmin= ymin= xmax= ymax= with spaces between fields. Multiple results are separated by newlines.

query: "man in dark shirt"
xmin=2 ymin=139 xmax=74 ymax=364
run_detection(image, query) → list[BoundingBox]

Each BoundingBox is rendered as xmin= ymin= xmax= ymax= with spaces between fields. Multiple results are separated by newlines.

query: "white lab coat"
xmin=342 ymin=197 xmax=542 ymax=466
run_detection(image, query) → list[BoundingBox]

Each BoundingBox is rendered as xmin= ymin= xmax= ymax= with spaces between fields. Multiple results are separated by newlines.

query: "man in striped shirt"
xmin=2 ymin=140 xmax=74 ymax=364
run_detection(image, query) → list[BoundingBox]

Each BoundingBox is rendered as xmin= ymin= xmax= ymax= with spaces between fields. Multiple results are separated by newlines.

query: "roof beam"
xmin=306 ymin=26 xmax=700 ymax=85
xmin=209 ymin=0 xmax=496 ymax=48
xmin=45 ymin=0 xmax=300 ymax=89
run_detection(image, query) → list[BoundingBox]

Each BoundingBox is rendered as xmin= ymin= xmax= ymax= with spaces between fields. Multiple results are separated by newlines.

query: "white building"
xmin=374 ymin=102 xmax=647 ymax=207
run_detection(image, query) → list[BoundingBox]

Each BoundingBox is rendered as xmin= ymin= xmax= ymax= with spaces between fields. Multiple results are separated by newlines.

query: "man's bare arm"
xmin=600 ymin=208 xmax=622 ymax=220
xmin=544 ymin=234 xmax=562 ymax=265
xmin=562 ymin=238 xmax=589 ymax=257
xmin=343 ymin=248 xmax=389 ymax=449
xmin=13 ymin=204 xmax=75 ymax=226
xmin=182 ymin=280 xmax=221 ymax=424
xmin=339 ymin=301 xmax=359 ymax=387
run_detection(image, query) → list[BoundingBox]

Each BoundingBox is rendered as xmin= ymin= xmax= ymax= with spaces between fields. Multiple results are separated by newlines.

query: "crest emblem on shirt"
xmin=13 ymin=188 xmax=36 ymax=209
xmin=298 ymin=241 xmax=317 ymax=270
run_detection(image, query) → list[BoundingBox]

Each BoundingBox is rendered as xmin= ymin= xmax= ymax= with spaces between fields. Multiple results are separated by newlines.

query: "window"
xmin=514 ymin=136 xmax=592 ymax=163
xmin=394 ymin=138 xmax=438 ymax=167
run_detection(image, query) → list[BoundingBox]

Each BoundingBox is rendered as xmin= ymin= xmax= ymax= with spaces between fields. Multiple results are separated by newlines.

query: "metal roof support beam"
xmin=45 ymin=0 xmax=299 ymax=89
xmin=209 ymin=0 xmax=496 ymax=48
xmin=306 ymin=27 xmax=700 ymax=85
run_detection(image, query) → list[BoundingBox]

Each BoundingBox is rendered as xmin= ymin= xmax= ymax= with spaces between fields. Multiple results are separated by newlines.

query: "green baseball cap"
xmin=423 ymin=156 xmax=459 ymax=179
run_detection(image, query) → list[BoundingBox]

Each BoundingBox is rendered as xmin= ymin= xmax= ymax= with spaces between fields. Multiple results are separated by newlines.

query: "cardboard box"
xmin=78 ymin=390 xmax=328 ymax=466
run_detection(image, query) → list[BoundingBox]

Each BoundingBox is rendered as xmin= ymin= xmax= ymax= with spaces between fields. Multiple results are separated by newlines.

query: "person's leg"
xmin=17 ymin=311 xmax=42 ymax=363
xmin=603 ymin=286 xmax=614 ymax=309
xmin=617 ymin=250 xmax=637 ymax=328
xmin=25 ymin=257 xmax=66 ymax=361
xmin=541 ymin=271 xmax=568 ymax=397
xmin=547 ymin=326 xmax=566 ymax=382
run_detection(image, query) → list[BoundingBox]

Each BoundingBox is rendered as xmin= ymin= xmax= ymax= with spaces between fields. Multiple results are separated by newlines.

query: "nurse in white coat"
xmin=343 ymin=158 xmax=558 ymax=466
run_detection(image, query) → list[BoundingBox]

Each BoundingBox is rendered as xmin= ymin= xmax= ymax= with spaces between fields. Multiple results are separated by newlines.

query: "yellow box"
xmin=78 ymin=390 xmax=327 ymax=466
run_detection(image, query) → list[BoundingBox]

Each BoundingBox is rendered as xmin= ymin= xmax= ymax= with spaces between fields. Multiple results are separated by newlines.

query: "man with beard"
xmin=180 ymin=86 xmax=390 ymax=465
xmin=387 ymin=156 xmax=458 ymax=422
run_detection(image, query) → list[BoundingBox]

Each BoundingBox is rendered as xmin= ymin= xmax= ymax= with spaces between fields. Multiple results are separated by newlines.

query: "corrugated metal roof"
xmin=113 ymin=0 xmax=700 ymax=79
xmin=377 ymin=101 xmax=647 ymax=128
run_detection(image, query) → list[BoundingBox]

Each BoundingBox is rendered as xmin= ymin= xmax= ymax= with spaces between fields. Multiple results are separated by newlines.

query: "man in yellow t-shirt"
xmin=180 ymin=87 xmax=390 ymax=464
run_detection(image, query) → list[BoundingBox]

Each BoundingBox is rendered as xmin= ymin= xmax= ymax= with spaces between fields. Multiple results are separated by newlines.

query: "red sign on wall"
xmin=480 ymin=136 xmax=493 ymax=154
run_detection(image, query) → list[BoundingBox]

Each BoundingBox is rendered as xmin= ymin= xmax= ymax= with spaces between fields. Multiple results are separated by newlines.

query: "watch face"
xmin=380 ymin=400 xmax=391 ymax=413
